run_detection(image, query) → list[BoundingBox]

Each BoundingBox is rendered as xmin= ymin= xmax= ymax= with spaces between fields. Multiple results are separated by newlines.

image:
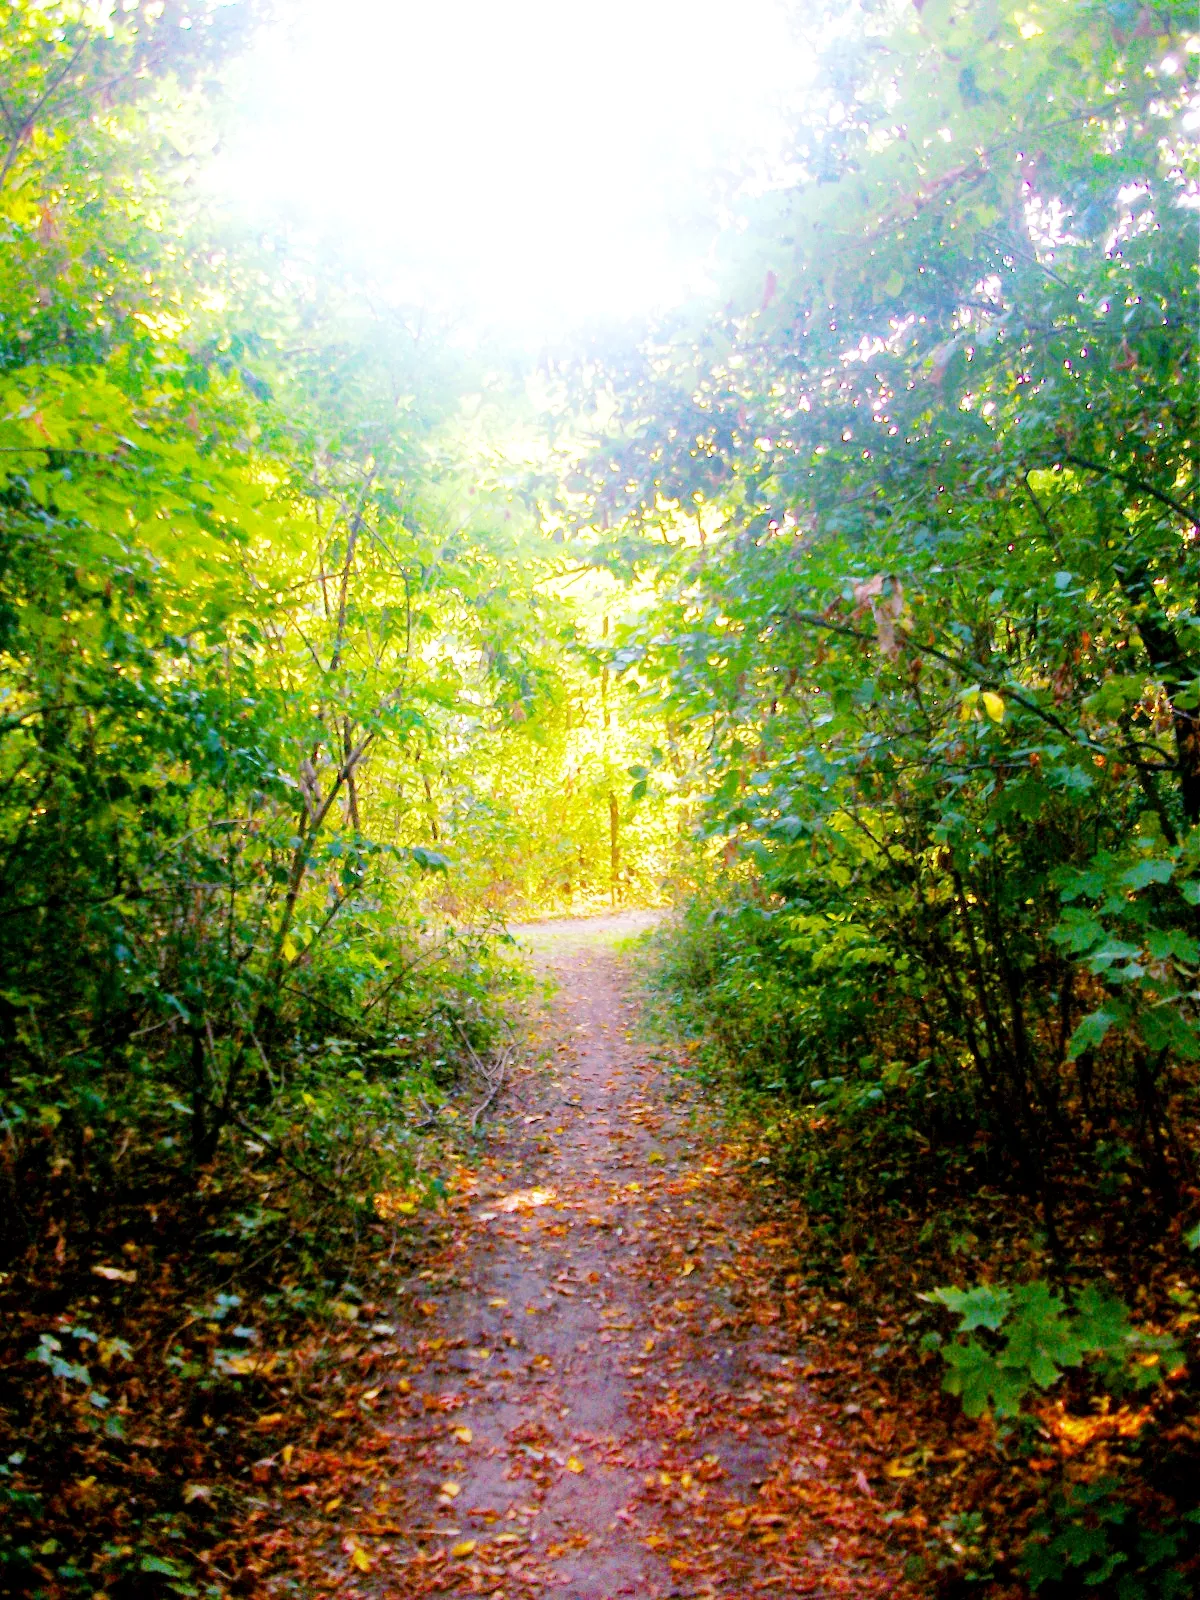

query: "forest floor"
xmin=249 ymin=917 xmax=919 ymax=1599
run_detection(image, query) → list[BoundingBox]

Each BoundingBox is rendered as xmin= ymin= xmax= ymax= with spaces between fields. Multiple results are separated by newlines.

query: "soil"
xmin=264 ymin=917 xmax=912 ymax=1598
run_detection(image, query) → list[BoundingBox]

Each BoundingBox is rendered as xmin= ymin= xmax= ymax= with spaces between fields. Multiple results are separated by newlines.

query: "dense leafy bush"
xmin=595 ymin=4 xmax=1199 ymax=1593
xmin=585 ymin=0 xmax=1199 ymax=1242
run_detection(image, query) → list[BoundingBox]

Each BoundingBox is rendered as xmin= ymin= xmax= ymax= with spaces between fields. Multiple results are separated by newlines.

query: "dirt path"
xmin=279 ymin=919 xmax=911 ymax=1599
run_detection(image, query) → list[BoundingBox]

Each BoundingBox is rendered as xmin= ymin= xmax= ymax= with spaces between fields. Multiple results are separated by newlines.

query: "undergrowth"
xmin=0 ymin=922 xmax=527 ymax=1598
xmin=643 ymin=901 xmax=1200 ymax=1599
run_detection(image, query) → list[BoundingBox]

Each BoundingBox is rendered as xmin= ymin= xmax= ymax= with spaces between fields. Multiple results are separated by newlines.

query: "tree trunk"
xmin=609 ymin=792 xmax=620 ymax=907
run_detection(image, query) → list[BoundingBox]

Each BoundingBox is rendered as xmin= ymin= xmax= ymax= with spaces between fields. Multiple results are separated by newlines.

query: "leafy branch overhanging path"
xmin=254 ymin=918 xmax=914 ymax=1598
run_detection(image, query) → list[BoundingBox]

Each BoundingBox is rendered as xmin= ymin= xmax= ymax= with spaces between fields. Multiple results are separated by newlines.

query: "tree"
xmin=563 ymin=0 xmax=1198 ymax=1220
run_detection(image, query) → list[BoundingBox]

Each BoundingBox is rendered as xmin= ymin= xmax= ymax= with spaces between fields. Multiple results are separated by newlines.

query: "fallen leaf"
xmin=565 ymin=1455 xmax=585 ymax=1474
xmin=496 ymin=1187 xmax=557 ymax=1212
xmin=91 ymin=1265 xmax=136 ymax=1283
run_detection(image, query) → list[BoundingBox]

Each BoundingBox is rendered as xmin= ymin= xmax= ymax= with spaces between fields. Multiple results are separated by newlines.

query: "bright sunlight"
xmin=212 ymin=0 xmax=809 ymax=333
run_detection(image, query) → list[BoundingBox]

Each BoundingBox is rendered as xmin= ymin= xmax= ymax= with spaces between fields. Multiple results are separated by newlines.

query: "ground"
xmin=254 ymin=916 xmax=915 ymax=1599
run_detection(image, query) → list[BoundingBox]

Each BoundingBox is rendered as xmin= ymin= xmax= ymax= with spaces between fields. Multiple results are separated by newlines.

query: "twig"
xmin=466 ymin=1040 xmax=516 ymax=1134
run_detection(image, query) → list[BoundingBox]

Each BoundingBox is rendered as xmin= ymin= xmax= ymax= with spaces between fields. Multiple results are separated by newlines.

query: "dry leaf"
xmin=496 ymin=1187 xmax=556 ymax=1212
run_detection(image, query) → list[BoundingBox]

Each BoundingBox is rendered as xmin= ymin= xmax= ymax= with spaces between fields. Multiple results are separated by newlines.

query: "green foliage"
xmin=579 ymin=0 xmax=1199 ymax=1238
xmin=610 ymin=11 xmax=1199 ymax=1592
xmin=3 ymin=1 xmax=1198 ymax=1591
xmin=1022 ymin=1477 xmax=1197 ymax=1598
xmin=0 ymin=0 xmax=556 ymax=1243
xmin=924 ymin=1280 xmax=1180 ymax=1419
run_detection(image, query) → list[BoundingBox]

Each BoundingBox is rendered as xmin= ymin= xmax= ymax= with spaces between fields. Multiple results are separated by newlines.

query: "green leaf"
xmin=941 ymin=1338 xmax=1029 ymax=1418
xmin=141 ymin=1554 xmax=188 ymax=1577
xmin=408 ymin=846 xmax=450 ymax=872
xmin=922 ymin=1283 xmax=1012 ymax=1331
xmin=1120 ymin=859 xmax=1174 ymax=891
xmin=1067 ymin=1008 xmax=1120 ymax=1059
xmin=1004 ymin=1281 xmax=1083 ymax=1387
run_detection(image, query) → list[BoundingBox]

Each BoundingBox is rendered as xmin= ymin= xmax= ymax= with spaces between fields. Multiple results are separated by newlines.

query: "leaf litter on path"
xmin=242 ymin=924 xmax=917 ymax=1599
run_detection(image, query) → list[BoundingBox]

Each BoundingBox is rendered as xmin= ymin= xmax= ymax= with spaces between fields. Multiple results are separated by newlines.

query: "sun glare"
xmin=211 ymin=0 xmax=809 ymax=336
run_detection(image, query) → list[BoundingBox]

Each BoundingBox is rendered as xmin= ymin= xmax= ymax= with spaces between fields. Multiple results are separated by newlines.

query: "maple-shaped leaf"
xmin=1004 ymin=1283 xmax=1085 ymax=1387
xmin=941 ymin=1339 xmax=1027 ymax=1418
xmin=923 ymin=1284 xmax=1012 ymax=1332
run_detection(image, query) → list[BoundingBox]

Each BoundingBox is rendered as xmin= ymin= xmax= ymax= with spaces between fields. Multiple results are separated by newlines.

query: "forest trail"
xmin=290 ymin=918 xmax=911 ymax=1600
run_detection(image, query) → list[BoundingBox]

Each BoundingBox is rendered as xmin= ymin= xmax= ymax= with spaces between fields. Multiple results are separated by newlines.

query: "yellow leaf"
xmin=349 ymin=1546 xmax=373 ymax=1573
xmin=488 ymin=1297 xmax=508 ymax=1307
xmin=438 ymin=1480 xmax=461 ymax=1499
xmin=496 ymin=1186 xmax=556 ymax=1212
xmin=981 ymin=691 xmax=1005 ymax=723
xmin=451 ymin=1540 xmax=477 ymax=1558
xmin=452 ymin=1425 xmax=473 ymax=1444
xmin=219 ymin=1353 xmax=261 ymax=1375
xmin=565 ymin=1455 xmax=585 ymax=1474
